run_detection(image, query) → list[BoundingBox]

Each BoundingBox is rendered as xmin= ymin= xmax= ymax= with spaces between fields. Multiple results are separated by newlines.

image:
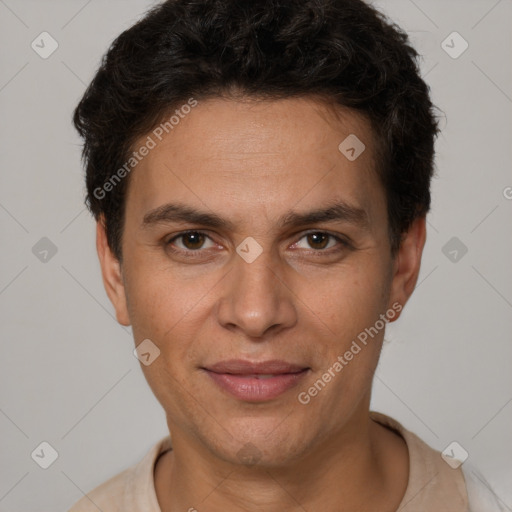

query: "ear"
xmin=387 ymin=216 xmax=427 ymax=322
xmin=96 ymin=217 xmax=131 ymax=326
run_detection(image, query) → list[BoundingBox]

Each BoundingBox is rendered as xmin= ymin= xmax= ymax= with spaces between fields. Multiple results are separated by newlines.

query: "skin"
xmin=97 ymin=97 xmax=426 ymax=511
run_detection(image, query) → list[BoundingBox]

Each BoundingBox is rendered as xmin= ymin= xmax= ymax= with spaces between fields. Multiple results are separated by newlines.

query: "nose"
xmin=215 ymin=248 xmax=297 ymax=339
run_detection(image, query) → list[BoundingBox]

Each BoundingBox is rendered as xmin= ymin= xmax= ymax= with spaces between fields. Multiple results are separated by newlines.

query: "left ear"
xmin=387 ymin=216 xmax=427 ymax=321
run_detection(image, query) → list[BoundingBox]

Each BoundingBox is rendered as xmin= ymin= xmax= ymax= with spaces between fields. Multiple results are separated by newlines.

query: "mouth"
xmin=202 ymin=359 xmax=310 ymax=402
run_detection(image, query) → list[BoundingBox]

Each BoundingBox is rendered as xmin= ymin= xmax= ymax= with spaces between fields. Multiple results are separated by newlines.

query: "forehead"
xmin=125 ymin=97 xmax=384 ymax=229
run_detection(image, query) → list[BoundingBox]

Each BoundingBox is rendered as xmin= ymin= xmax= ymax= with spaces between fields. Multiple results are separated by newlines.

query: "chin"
xmin=204 ymin=415 xmax=313 ymax=468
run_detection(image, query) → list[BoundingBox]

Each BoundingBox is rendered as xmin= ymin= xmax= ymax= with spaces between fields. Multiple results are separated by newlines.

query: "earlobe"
xmin=387 ymin=216 xmax=427 ymax=321
xmin=96 ymin=217 xmax=131 ymax=326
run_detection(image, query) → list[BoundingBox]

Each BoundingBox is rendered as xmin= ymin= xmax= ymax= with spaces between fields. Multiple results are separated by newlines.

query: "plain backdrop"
xmin=0 ymin=0 xmax=511 ymax=510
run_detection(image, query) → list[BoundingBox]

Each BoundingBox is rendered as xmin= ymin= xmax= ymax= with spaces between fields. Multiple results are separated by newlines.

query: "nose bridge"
xmin=235 ymin=250 xmax=278 ymax=301
xmin=216 ymin=247 xmax=296 ymax=338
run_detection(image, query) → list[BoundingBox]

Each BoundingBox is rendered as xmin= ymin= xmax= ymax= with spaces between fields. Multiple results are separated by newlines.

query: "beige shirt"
xmin=68 ymin=412 xmax=504 ymax=511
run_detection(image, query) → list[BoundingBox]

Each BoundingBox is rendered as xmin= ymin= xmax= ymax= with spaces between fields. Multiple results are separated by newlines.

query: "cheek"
xmin=125 ymin=263 xmax=218 ymax=390
xmin=128 ymin=277 xmax=205 ymax=417
xmin=300 ymin=260 xmax=391 ymax=398
xmin=124 ymin=261 xmax=198 ymax=338
xmin=310 ymin=261 xmax=390 ymax=333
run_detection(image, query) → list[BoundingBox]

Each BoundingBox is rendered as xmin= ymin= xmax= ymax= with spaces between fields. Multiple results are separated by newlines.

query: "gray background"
xmin=0 ymin=0 xmax=511 ymax=510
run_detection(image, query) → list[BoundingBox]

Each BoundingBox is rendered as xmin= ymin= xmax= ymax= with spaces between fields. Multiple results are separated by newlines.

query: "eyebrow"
xmin=141 ymin=201 xmax=369 ymax=231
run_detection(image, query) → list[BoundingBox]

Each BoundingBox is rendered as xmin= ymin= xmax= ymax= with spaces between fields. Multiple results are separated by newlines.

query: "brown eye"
xmin=292 ymin=231 xmax=347 ymax=253
xmin=181 ymin=232 xmax=205 ymax=249
xmin=306 ymin=232 xmax=330 ymax=250
xmin=168 ymin=231 xmax=214 ymax=251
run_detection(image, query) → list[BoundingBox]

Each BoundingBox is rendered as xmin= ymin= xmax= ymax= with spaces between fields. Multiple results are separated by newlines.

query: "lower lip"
xmin=205 ymin=370 xmax=309 ymax=402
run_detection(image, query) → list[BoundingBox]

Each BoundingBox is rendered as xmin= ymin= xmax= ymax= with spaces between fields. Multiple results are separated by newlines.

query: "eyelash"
xmin=165 ymin=230 xmax=350 ymax=259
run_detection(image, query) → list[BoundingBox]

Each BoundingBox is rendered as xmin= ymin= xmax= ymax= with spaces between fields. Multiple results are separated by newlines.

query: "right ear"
xmin=96 ymin=216 xmax=131 ymax=326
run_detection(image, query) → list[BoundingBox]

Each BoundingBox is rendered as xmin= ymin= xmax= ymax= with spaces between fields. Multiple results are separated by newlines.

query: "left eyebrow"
xmin=277 ymin=201 xmax=370 ymax=231
xmin=141 ymin=200 xmax=370 ymax=231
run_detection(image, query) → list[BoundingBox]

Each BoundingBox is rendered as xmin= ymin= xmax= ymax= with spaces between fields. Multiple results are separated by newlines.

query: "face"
xmin=98 ymin=97 xmax=425 ymax=467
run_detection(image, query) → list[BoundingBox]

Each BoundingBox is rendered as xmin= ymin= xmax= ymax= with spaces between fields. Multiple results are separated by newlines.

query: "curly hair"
xmin=73 ymin=0 xmax=439 ymax=260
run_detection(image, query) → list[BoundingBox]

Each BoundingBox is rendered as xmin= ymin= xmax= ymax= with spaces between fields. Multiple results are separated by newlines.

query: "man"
xmin=69 ymin=0 xmax=504 ymax=510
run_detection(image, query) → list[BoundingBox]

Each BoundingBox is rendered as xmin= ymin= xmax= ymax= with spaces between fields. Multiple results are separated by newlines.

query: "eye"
xmin=293 ymin=231 xmax=346 ymax=252
xmin=167 ymin=231 xmax=216 ymax=251
xmin=164 ymin=230 xmax=348 ymax=259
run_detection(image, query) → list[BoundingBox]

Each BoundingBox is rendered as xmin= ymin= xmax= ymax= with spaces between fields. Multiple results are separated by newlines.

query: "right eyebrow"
xmin=141 ymin=203 xmax=237 ymax=231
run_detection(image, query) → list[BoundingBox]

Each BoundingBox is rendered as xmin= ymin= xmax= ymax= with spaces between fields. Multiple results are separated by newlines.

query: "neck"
xmin=155 ymin=408 xmax=409 ymax=512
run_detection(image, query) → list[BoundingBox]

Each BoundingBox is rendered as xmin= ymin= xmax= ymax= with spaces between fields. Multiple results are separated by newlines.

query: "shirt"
xmin=68 ymin=411 xmax=507 ymax=511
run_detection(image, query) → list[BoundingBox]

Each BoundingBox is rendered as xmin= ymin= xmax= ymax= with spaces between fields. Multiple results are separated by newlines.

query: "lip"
xmin=203 ymin=359 xmax=310 ymax=402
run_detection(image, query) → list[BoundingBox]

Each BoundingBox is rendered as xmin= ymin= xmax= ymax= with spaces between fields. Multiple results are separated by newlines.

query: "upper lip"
xmin=204 ymin=359 xmax=308 ymax=375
